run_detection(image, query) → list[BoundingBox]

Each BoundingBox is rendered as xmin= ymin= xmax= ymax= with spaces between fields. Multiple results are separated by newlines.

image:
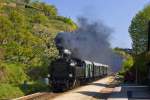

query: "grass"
xmin=0 ymin=62 xmax=28 ymax=84
xmin=0 ymin=84 xmax=24 ymax=99
xmin=0 ymin=61 xmax=50 ymax=99
xmin=0 ymin=81 xmax=50 ymax=99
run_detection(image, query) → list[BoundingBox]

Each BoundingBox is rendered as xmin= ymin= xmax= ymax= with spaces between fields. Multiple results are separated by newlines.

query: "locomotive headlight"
xmin=69 ymin=73 xmax=73 ymax=77
xmin=70 ymin=62 xmax=75 ymax=66
xmin=64 ymin=49 xmax=71 ymax=55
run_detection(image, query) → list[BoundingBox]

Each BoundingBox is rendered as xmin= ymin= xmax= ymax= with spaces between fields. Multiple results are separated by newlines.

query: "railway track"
xmin=14 ymin=92 xmax=61 ymax=100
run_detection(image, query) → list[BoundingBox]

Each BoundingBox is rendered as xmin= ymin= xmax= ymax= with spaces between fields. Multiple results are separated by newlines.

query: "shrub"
xmin=0 ymin=62 xmax=28 ymax=84
xmin=0 ymin=84 xmax=24 ymax=99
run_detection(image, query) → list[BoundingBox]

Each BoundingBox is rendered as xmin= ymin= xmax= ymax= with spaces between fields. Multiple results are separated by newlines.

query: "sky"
xmin=43 ymin=0 xmax=149 ymax=48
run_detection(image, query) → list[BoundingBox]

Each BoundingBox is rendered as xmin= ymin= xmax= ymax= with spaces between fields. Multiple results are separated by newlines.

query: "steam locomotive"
xmin=49 ymin=35 xmax=110 ymax=91
xmin=49 ymin=49 xmax=109 ymax=92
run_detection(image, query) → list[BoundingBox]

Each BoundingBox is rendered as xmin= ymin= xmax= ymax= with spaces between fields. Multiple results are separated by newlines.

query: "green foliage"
xmin=0 ymin=62 xmax=28 ymax=84
xmin=32 ymin=13 xmax=49 ymax=24
xmin=122 ymin=56 xmax=133 ymax=72
xmin=49 ymin=16 xmax=78 ymax=31
xmin=0 ymin=0 xmax=77 ymax=99
xmin=132 ymin=52 xmax=150 ymax=83
xmin=0 ymin=0 xmax=77 ymax=69
xmin=0 ymin=48 xmax=5 ymax=60
xmin=114 ymin=48 xmax=134 ymax=76
xmin=24 ymin=0 xmax=31 ymax=4
xmin=31 ymin=2 xmax=57 ymax=16
xmin=20 ymin=81 xmax=50 ymax=94
xmin=0 ymin=84 xmax=24 ymax=99
xmin=0 ymin=16 xmax=13 ymax=34
xmin=129 ymin=4 xmax=150 ymax=84
xmin=129 ymin=5 xmax=150 ymax=54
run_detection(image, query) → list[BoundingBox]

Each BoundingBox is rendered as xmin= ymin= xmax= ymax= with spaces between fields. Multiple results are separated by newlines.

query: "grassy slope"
xmin=0 ymin=1 xmax=77 ymax=99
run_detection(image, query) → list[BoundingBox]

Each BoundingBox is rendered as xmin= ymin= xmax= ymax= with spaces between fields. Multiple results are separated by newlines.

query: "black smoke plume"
xmin=55 ymin=17 xmax=123 ymax=72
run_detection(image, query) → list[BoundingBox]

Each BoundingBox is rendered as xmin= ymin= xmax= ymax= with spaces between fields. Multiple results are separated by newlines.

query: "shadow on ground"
xmin=77 ymin=91 xmax=110 ymax=99
xmin=77 ymin=90 xmax=128 ymax=99
xmin=77 ymin=85 xmax=150 ymax=100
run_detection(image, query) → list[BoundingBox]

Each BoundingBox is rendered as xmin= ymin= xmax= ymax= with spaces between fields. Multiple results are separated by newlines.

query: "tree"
xmin=31 ymin=2 xmax=58 ymax=16
xmin=24 ymin=0 xmax=30 ymax=4
xmin=15 ymin=0 xmax=30 ymax=4
xmin=129 ymin=5 xmax=150 ymax=54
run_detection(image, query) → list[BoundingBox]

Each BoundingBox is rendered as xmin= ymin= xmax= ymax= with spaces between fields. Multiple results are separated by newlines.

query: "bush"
xmin=132 ymin=52 xmax=150 ymax=84
xmin=0 ymin=62 xmax=28 ymax=84
xmin=122 ymin=56 xmax=133 ymax=72
xmin=0 ymin=84 xmax=24 ymax=99
xmin=20 ymin=81 xmax=50 ymax=95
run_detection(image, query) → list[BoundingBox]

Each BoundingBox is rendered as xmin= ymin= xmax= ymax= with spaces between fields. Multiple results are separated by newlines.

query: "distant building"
xmin=122 ymin=48 xmax=133 ymax=55
xmin=0 ymin=2 xmax=16 ymax=8
xmin=7 ymin=3 xmax=16 ymax=8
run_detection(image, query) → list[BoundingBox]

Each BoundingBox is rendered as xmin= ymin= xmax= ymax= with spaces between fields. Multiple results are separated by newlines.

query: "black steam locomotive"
xmin=49 ymin=35 xmax=109 ymax=91
xmin=49 ymin=50 xmax=109 ymax=91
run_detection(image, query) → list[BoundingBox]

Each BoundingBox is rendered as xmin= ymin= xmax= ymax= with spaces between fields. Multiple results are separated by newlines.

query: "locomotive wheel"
xmin=72 ymin=79 xmax=80 ymax=89
xmin=72 ymin=79 xmax=77 ymax=88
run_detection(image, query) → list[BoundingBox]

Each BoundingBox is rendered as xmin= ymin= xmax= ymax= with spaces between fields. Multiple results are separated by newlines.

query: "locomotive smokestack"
xmin=55 ymin=36 xmax=72 ymax=59
xmin=148 ymin=21 xmax=150 ymax=51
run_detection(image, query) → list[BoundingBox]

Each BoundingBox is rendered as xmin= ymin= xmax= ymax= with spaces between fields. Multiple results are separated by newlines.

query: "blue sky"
xmin=43 ymin=0 xmax=149 ymax=48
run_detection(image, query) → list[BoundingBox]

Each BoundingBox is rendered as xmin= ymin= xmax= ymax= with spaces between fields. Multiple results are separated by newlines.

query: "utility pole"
xmin=147 ymin=21 xmax=150 ymax=51
xmin=147 ymin=21 xmax=150 ymax=85
xmin=135 ymin=63 xmax=138 ymax=84
xmin=135 ymin=46 xmax=138 ymax=84
xmin=135 ymin=21 xmax=150 ymax=84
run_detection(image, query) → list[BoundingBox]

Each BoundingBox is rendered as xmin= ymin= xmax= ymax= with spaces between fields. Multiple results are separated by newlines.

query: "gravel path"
xmin=51 ymin=76 xmax=114 ymax=100
xmin=15 ymin=76 xmax=114 ymax=100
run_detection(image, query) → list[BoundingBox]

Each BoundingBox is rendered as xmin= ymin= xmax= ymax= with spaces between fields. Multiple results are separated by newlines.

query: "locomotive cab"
xmin=50 ymin=58 xmax=75 ymax=91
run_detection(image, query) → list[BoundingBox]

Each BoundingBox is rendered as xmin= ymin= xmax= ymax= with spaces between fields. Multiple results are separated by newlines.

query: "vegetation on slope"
xmin=114 ymin=48 xmax=134 ymax=79
xmin=0 ymin=0 xmax=77 ymax=99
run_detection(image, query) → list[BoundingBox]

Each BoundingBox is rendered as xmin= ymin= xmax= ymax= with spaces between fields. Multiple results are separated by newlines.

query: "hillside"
xmin=0 ymin=0 xmax=77 ymax=99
